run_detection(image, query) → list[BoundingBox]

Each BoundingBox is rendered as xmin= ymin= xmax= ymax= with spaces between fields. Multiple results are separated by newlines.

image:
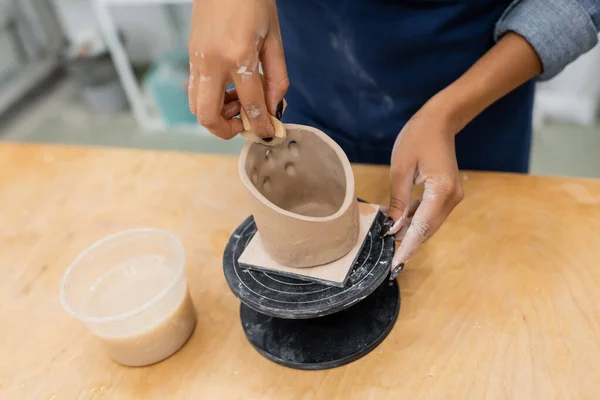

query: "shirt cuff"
xmin=495 ymin=0 xmax=599 ymax=81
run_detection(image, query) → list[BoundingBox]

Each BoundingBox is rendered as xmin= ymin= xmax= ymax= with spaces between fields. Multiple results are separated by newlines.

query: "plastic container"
xmin=60 ymin=229 xmax=196 ymax=367
xmin=144 ymin=50 xmax=197 ymax=127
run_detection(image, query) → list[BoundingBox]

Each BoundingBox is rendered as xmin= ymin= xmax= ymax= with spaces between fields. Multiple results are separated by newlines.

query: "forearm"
xmin=426 ymin=0 xmax=600 ymax=134
xmin=429 ymin=32 xmax=541 ymax=134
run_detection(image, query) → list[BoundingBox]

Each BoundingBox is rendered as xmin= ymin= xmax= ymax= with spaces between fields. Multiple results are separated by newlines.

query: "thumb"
xmin=385 ymin=165 xmax=414 ymax=236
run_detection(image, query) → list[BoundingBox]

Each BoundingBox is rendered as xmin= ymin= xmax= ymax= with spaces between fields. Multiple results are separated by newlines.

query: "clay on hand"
xmin=239 ymin=124 xmax=360 ymax=268
xmin=240 ymin=99 xmax=287 ymax=146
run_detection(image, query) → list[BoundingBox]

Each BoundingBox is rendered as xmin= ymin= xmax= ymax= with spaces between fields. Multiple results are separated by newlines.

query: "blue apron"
xmin=277 ymin=0 xmax=534 ymax=172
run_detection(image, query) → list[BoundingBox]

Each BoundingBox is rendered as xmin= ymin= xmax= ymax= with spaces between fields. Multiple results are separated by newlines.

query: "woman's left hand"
xmin=384 ymin=31 xmax=544 ymax=276
xmin=385 ymin=100 xmax=464 ymax=274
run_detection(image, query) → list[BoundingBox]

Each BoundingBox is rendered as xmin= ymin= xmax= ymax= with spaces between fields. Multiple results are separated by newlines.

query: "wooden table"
xmin=1 ymin=143 xmax=600 ymax=400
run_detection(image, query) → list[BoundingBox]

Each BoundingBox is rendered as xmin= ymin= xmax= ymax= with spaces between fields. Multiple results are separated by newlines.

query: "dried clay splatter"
xmin=236 ymin=65 xmax=253 ymax=82
xmin=245 ymin=105 xmax=261 ymax=119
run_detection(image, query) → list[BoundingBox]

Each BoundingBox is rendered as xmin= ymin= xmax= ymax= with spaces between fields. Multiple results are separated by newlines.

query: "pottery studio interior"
xmin=2 ymin=1 xmax=600 ymax=399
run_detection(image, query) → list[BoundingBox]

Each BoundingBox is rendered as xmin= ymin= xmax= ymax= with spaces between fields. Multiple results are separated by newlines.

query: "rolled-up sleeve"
xmin=495 ymin=0 xmax=600 ymax=80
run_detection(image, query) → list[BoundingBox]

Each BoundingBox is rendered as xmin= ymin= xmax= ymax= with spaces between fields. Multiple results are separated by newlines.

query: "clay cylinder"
xmin=238 ymin=123 xmax=360 ymax=268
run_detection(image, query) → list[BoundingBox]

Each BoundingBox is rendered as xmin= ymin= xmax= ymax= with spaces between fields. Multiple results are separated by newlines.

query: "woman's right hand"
xmin=188 ymin=0 xmax=289 ymax=140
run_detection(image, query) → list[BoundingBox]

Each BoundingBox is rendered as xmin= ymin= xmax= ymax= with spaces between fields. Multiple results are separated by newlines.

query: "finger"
xmin=188 ymin=62 xmax=199 ymax=115
xmin=222 ymin=100 xmax=241 ymax=119
xmin=260 ymin=34 xmax=289 ymax=115
xmin=222 ymin=88 xmax=240 ymax=119
xmin=196 ymin=72 xmax=243 ymax=139
xmin=232 ymin=68 xmax=274 ymax=138
xmin=225 ymin=87 xmax=238 ymax=103
xmin=384 ymin=163 xmax=415 ymax=236
xmin=394 ymin=221 xmax=411 ymax=242
xmin=390 ymin=199 xmax=420 ymax=239
xmin=391 ymin=180 xmax=458 ymax=269
xmin=380 ymin=202 xmax=418 ymax=216
xmin=388 ymin=199 xmax=421 ymax=236
xmin=405 ymin=199 xmax=421 ymax=218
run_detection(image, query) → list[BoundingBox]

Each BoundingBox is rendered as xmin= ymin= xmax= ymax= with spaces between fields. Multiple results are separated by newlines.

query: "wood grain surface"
xmin=1 ymin=143 xmax=600 ymax=400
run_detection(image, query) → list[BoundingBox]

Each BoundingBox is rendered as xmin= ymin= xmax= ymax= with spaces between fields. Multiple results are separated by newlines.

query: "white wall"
xmin=52 ymin=0 xmax=192 ymax=64
xmin=535 ymin=39 xmax=600 ymax=128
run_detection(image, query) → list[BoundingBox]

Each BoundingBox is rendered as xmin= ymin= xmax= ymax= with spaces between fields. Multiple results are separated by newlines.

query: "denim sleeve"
xmin=495 ymin=0 xmax=600 ymax=80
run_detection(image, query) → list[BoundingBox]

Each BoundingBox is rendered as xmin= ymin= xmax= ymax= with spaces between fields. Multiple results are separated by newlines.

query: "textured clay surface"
xmin=238 ymin=124 xmax=359 ymax=267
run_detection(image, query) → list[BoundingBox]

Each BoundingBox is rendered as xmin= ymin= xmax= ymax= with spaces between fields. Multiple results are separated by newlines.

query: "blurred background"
xmin=0 ymin=0 xmax=599 ymax=177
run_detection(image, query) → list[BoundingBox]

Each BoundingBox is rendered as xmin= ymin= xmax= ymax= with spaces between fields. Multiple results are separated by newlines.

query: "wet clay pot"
xmin=238 ymin=123 xmax=360 ymax=268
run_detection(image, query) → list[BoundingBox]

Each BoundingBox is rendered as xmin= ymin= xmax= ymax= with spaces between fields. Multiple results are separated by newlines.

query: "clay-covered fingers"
xmin=380 ymin=199 xmax=420 ymax=239
xmin=221 ymin=87 xmax=241 ymax=119
xmin=389 ymin=199 xmax=421 ymax=241
xmin=188 ymin=0 xmax=287 ymax=139
xmin=224 ymin=87 xmax=239 ymax=103
xmin=260 ymin=34 xmax=289 ymax=115
xmin=383 ymin=161 xmax=416 ymax=237
xmin=190 ymin=77 xmax=240 ymax=123
xmin=194 ymin=72 xmax=243 ymax=140
xmin=221 ymin=101 xmax=241 ymax=120
xmin=391 ymin=177 xmax=463 ymax=270
xmin=233 ymin=68 xmax=274 ymax=138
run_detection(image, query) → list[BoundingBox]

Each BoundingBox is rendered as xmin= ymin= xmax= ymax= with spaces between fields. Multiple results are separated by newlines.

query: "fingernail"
xmin=380 ymin=216 xmax=394 ymax=238
xmin=389 ymin=264 xmax=404 ymax=281
xmin=275 ymin=101 xmax=284 ymax=120
xmin=387 ymin=217 xmax=404 ymax=237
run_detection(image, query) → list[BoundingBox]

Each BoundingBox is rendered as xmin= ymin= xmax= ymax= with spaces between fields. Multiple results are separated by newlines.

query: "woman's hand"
xmin=188 ymin=0 xmax=288 ymax=139
xmin=385 ymin=100 xmax=463 ymax=276
xmin=385 ymin=32 xmax=542 ymax=277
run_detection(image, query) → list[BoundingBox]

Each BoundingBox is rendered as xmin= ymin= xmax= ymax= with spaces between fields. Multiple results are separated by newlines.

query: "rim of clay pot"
xmin=238 ymin=123 xmax=356 ymax=222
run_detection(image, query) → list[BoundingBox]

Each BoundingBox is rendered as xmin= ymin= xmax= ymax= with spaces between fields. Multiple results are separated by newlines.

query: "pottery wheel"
xmin=223 ymin=212 xmax=395 ymax=319
xmin=241 ymin=278 xmax=399 ymax=370
xmin=223 ymin=210 xmax=399 ymax=370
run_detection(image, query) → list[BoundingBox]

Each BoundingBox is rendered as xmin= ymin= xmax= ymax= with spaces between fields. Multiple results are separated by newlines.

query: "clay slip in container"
xmin=239 ymin=123 xmax=360 ymax=268
xmin=60 ymin=229 xmax=196 ymax=367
